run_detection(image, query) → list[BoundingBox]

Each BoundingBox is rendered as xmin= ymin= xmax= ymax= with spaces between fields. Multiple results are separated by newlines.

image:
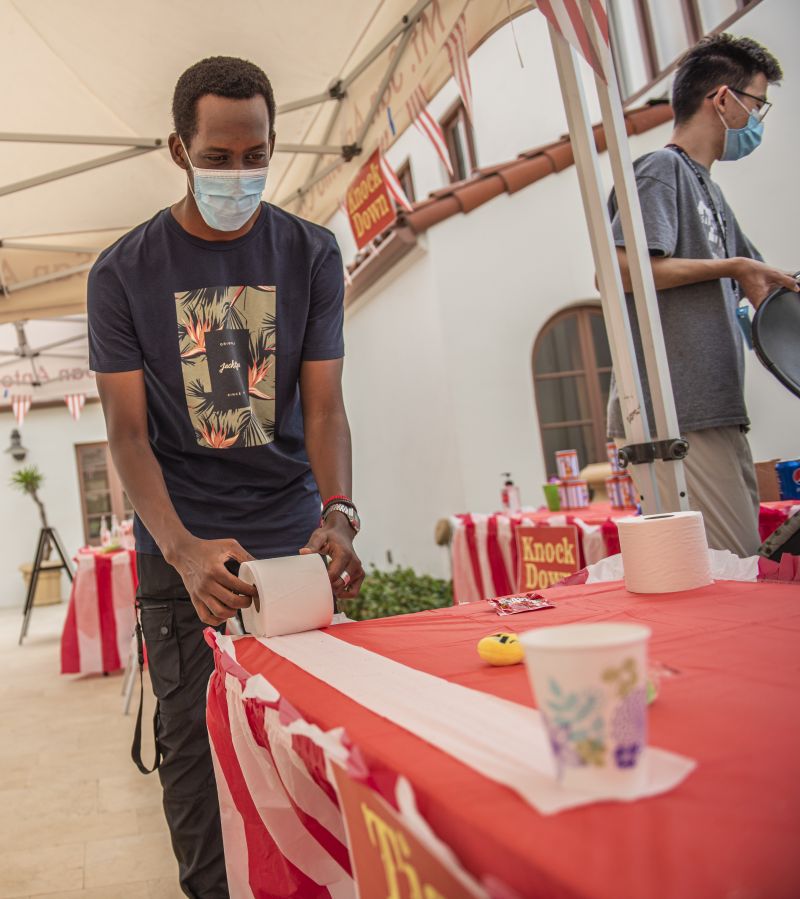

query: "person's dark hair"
xmin=672 ymin=33 xmax=782 ymax=124
xmin=172 ymin=56 xmax=276 ymax=143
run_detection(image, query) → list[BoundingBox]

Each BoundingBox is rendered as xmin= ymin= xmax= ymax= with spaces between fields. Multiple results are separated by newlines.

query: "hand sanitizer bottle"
xmin=501 ymin=473 xmax=522 ymax=513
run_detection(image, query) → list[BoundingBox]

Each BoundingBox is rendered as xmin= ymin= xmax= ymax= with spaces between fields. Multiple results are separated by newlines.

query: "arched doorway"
xmin=532 ymin=305 xmax=612 ymax=477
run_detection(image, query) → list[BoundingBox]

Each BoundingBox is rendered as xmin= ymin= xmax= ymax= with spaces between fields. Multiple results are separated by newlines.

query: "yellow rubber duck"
xmin=477 ymin=632 xmax=524 ymax=666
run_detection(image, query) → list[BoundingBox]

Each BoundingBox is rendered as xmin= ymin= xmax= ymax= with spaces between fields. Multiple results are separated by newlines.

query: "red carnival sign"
xmin=345 ymin=149 xmax=397 ymax=249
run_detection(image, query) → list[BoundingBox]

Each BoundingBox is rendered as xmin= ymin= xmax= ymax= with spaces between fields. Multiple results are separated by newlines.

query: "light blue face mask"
xmin=180 ymin=137 xmax=268 ymax=231
xmin=718 ymin=91 xmax=764 ymax=162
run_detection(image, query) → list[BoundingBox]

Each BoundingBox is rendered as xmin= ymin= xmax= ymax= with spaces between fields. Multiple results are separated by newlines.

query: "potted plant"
xmin=10 ymin=465 xmax=63 ymax=605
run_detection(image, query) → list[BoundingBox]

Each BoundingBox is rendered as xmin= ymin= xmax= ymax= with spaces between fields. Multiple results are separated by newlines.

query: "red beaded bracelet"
xmin=322 ymin=494 xmax=352 ymax=508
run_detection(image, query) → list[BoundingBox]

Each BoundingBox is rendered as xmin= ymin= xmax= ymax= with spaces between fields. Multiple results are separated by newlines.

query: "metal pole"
xmin=281 ymin=0 xmax=430 ymax=209
xmin=276 ymin=157 xmax=346 ymax=208
xmin=274 ymin=143 xmax=345 ymax=155
xmin=547 ymin=24 xmax=665 ymax=512
xmin=0 ymin=132 xmax=163 ymax=148
xmin=0 ymin=263 xmax=93 ymax=293
xmin=0 ymin=241 xmax=103 ymax=254
xmin=341 ymin=0 xmax=434 ymax=90
xmin=580 ymin=0 xmax=688 ymax=510
xmin=355 ymin=25 xmax=415 ymax=148
xmin=0 ymin=148 xmax=157 ymax=197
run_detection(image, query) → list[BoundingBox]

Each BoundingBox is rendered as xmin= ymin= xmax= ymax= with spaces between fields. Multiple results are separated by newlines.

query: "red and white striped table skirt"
xmin=60 ymin=549 xmax=137 ymax=675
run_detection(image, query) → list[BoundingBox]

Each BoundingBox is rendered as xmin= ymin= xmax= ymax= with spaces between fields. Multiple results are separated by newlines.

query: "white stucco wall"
xmin=0 ymin=402 xmax=107 ymax=607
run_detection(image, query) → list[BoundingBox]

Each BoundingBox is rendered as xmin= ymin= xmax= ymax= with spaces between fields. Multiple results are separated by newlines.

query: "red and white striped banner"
xmin=65 ymin=393 xmax=86 ymax=421
xmin=378 ymin=155 xmax=413 ymax=212
xmin=11 ymin=394 xmax=32 ymax=427
xmin=536 ymin=0 xmax=610 ymax=81
xmin=445 ymin=13 xmax=474 ymax=123
xmin=406 ymin=86 xmax=454 ymax=177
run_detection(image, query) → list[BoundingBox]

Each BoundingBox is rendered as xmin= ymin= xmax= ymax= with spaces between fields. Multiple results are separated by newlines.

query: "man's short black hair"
xmin=172 ymin=56 xmax=276 ymax=143
xmin=672 ymin=33 xmax=782 ymax=125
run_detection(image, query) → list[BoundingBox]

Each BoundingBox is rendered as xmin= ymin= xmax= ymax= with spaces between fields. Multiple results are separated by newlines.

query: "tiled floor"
xmin=0 ymin=601 xmax=182 ymax=899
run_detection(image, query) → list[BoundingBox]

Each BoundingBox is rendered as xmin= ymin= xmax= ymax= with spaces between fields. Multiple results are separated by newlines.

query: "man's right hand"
xmin=165 ymin=537 xmax=257 ymax=625
xmin=732 ymin=257 xmax=799 ymax=309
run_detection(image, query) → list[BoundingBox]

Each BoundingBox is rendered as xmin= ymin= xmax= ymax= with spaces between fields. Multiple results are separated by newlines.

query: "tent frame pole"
xmin=547 ymin=21 xmax=688 ymax=513
xmin=281 ymin=0 xmax=430 ymax=210
xmin=0 ymin=147 xmax=156 ymax=197
xmin=276 ymin=0 xmax=434 ymax=115
xmin=0 ymin=263 xmax=93 ymax=294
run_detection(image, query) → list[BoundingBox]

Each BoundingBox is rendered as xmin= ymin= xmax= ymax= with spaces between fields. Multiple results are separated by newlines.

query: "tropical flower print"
xmin=180 ymin=315 xmax=213 ymax=358
xmin=175 ymin=285 xmax=277 ymax=450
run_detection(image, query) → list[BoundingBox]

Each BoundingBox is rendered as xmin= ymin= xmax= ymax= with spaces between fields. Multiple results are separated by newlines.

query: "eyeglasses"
xmin=707 ymin=87 xmax=772 ymax=123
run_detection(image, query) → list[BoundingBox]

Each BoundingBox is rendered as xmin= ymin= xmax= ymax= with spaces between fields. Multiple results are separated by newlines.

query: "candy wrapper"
xmin=488 ymin=592 xmax=555 ymax=616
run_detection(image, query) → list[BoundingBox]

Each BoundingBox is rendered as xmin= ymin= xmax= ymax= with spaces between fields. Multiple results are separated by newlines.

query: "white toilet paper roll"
xmin=238 ymin=554 xmax=333 ymax=637
xmin=617 ymin=511 xmax=713 ymax=594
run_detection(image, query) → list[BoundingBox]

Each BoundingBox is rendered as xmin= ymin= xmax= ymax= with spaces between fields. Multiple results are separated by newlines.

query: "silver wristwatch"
xmin=322 ymin=502 xmax=361 ymax=534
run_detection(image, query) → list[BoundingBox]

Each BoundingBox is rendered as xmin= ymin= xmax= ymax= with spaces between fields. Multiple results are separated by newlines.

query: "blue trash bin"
xmin=776 ymin=460 xmax=800 ymax=500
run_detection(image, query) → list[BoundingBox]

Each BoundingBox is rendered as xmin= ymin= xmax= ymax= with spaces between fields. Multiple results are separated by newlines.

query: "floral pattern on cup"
xmin=541 ymin=679 xmax=606 ymax=775
xmin=542 ymin=657 xmax=647 ymax=777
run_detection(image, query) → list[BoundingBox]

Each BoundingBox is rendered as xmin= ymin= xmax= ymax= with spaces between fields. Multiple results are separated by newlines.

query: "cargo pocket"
xmin=140 ymin=602 xmax=181 ymax=700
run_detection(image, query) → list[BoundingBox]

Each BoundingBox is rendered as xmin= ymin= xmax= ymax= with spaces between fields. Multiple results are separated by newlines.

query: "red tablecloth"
xmin=759 ymin=499 xmax=800 ymax=542
xmin=206 ymin=578 xmax=800 ymax=899
xmin=452 ymin=501 xmax=800 ymax=603
xmin=60 ymin=549 xmax=137 ymax=675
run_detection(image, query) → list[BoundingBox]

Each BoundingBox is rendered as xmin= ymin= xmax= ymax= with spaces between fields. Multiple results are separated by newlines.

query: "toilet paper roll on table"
xmin=238 ymin=554 xmax=334 ymax=637
xmin=617 ymin=511 xmax=713 ymax=594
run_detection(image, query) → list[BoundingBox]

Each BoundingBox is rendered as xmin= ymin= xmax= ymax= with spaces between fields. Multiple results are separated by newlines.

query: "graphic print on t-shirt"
xmin=175 ymin=285 xmax=276 ymax=449
xmin=697 ymin=199 xmax=724 ymax=259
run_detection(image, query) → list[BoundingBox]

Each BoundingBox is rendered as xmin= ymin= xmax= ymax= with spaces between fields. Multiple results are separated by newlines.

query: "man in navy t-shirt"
xmin=88 ymin=56 xmax=363 ymax=898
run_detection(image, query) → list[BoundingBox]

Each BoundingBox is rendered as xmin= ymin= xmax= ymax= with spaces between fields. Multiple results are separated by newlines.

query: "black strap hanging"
xmin=131 ymin=613 xmax=162 ymax=774
xmin=666 ymin=143 xmax=730 ymax=257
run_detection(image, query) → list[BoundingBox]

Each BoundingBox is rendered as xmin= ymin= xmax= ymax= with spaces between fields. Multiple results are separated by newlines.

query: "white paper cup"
xmin=520 ymin=623 xmax=651 ymax=796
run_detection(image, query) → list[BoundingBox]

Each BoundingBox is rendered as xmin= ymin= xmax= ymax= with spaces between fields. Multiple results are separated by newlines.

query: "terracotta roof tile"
xmin=347 ymin=100 xmax=672 ymax=295
xmin=397 ymin=100 xmax=672 ymax=236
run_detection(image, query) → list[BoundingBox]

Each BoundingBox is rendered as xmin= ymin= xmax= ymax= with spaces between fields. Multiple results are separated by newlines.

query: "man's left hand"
xmin=300 ymin=513 xmax=365 ymax=599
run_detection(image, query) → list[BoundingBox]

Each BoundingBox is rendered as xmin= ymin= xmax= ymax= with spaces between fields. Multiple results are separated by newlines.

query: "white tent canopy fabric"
xmin=0 ymin=0 xmax=528 ymax=236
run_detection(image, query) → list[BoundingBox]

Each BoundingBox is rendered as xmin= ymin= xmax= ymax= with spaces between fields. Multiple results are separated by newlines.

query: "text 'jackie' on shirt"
xmin=606 ymin=147 xmax=761 ymax=438
xmin=87 ymin=202 xmax=345 ymax=559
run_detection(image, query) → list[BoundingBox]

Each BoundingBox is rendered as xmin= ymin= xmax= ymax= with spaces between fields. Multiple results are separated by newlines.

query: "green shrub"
xmin=343 ymin=565 xmax=453 ymax=621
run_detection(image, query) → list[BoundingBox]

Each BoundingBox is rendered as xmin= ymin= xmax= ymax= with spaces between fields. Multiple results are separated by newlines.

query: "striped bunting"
xmin=11 ymin=394 xmax=32 ymax=426
xmin=445 ymin=13 xmax=474 ymax=123
xmin=378 ymin=154 xmax=413 ymax=212
xmin=536 ymin=0 xmax=610 ymax=81
xmin=406 ymin=86 xmax=454 ymax=177
xmin=65 ymin=392 xmax=86 ymax=421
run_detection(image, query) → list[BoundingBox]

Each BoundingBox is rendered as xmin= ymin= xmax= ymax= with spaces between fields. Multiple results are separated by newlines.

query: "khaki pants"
xmin=619 ymin=426 xmax=761 ymax=558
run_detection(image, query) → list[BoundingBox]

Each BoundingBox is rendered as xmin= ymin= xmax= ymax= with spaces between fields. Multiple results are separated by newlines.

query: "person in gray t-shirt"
xmin=607 ymin=34 xmax=798 ymax=557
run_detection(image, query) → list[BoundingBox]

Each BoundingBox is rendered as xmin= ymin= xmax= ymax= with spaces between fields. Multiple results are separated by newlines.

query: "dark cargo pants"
xmin=136 ymin=553 xmax=229 ymax=899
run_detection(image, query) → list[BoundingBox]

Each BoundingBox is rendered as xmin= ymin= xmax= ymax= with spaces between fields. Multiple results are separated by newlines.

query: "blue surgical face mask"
xmin=718 ymin=91 xmax=764 ymax=162
xmin=180 ymin=137 xmax=268 ymax=231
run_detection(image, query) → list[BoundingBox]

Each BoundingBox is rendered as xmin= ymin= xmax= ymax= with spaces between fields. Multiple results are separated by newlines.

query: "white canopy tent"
xmin=0 ymin=0 xmax=687 ymax=511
